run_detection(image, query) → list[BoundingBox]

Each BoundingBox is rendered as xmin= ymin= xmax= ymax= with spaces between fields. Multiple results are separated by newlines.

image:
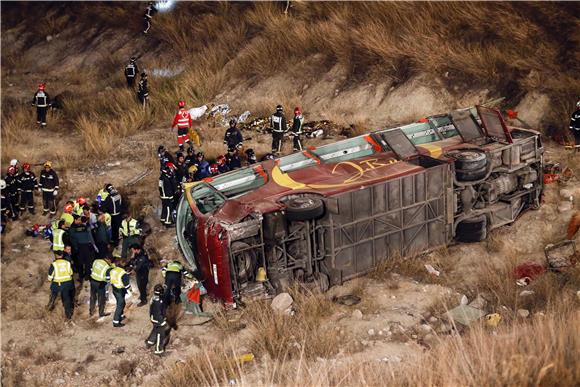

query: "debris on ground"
xmin=271 ymin=292 xmax=293 ymax=315
xmin=189 ymin=105 xmax=208 ymax=120
xmin=424 ymin=264 xmax=440 ymax=276
xmin=237 ymin=110 xmax=251 ymax=123
xmin=517 ymin=309 xmax=530 ymax=318
xmin=545 ymin=240 xmax=577 ymax=270
xmin=333 ymin=294 xmax=362 ymax=306
xmin=238 ymin=353 xmax=255 ymax=365
xmin=445 ymin=304 xmax=486 ymax=327
xmin=208 ymin=104 xmax=231 ymax=117
xmin=514 ymin=261 xmax=547 ymax=286
xmin=485 ymin=313 xmax=502 ymax=327
xmin=352 ymin=309 xmax=363 ymax=320
xmin=566 ymin=212 xmax=580 ymax=239
xmin=239 ymin=117 xmax=354 ymax=139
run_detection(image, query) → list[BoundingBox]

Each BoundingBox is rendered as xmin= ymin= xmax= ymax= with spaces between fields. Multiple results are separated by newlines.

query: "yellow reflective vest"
xmin=48 ymin=259 xmax=73 ymax=283
xmin=60 ymin=213 xmax=74 ymax=227
xmin=103 ymin=212 xmax=112 ymax=229
xmin=109 ymin=267 xmax=129 ymax=289
xmin=52 ymin=229 xmax=65 ymax=252
xmin=91 ymin=259 xmax=111 ymax=282
xmin=120 ymin=218 xmax=140 ymax=237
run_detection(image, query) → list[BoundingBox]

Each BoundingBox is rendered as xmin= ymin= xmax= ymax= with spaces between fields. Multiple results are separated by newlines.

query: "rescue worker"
xmin=157 ymin=145 xmax=175 ymax=169
xmin=47 ymin=250 xmax=75 ymax=319
xmin=60 ymin=202 xmax=75 ymax=227
xmin=171 ymin=101 xmax=193 ymax=151
xmin=570 ymin=100 xmax=580 ymax=145
xmin=159 ymin=162 xmax=176 ymax=228
xmin=291 ymin=106 xmax=305 ymax=151
xmin=216 ymin=155 xmax=229 ymax=174
xmin=209 ymin=163 xmax=219 ymax=176
xmin=270 ymin=105 xmax=287 ymax=154
xmin=38 ymin=161 xmax=59 ymax=216
xmin=18 ymin=163 xmax=38 ymax=214
xmin=143 ymin=1 xmax=158 ymax=35
xmin=73 ymin=197 xmax=87 ymax=217
xmin=32 ymin=83 xmax=50 ymax=126
xmin=184 ymin=146 xmax=196 ymax=168
xmin=194 ymin=152 xmax=211 ymax=181
xmin=146 ymin=284 xmax=170 ymax=355
xmin=223 ymin=119 xmax=244 ymax=152
xmin=69 ymin=215 xmax=96 ymax=283
xmin=226 ymin=149 xmax=242 ymax=170
xmin=245 ymin=148 xmax=257 ymax=165
xmin=110 ymin=261 xmax=132 ymax=327
xmin=124 ymin=57 xmax=139 ymax=88
xmin=83 ymin=204 xmax=98 ymax=230
xmin=137 ymin=72 xmax=149 ymax=107
xmin=98 ymin=184 xmax=122 ymax=243
xmin=161 ymin=259 xmax=193 ymax=305
xmin=120 ymin=213 xmax=142 ymax=259
xmin=174 ymin=152 xmax=187 ymax=203
xmin=128 ymin=244 xmax=153 ymax=306
xmin=1 ymin=180 xmax=7 ymax=233
xmin=52 ymin=219 xmax=70 ymax=257
xmin=89 ymin=255 xmax=112 ymax=318
xmin=94 ymin=212 xmax=111 ymax=259
xmin=186 ymin=165 xmax=197 ymax=183
xmin=5 ymin=166 xmax=20 ymax=220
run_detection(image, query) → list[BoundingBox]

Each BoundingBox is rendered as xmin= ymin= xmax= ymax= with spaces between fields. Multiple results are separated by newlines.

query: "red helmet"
xmin=64 ymin=203 xmax=74 ymax=213
xmin=166 ymin=162 xmax=176 ymax=170
xmin=209 ymin=163 xmax=219 ymax=175
xmin=178 ymin=101 xmax=185 ymax=108
xmin=217 ymin=155 xmax=226 ymax=166
xmin=39 ymin=83 xmax=45 ymax=91
xmin=7 ymin=166 xmax=16 ymax=175
xmin=294 ymin=106 xmax=301 ymax=115
xmin=23 ymin=163 xmax=31 ymax=172
xmin=77 ymin=197 xmax=87 ymax=205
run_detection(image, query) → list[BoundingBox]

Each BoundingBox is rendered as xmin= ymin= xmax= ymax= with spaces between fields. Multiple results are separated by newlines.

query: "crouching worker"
xmin=47 ymin=249 xmax=75 ymax=320
xmin=161 ymin=259 xmax=193 ymax=305
xmin=89 ymin=255 xmax=112 ymax=318
xmin=146 ymin=284 xmax=170 ymax=356
xmin=181 ymin=278 xmax=210 ymax=317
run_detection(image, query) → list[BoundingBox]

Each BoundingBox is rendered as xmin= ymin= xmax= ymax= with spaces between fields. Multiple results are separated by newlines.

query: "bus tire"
xmin=455 ymin=167 xmax=487 ymax=182
xmin=286 ymin=197 xmax=325 ymax=221
xmin=456 ymin=215 xmax=487 ymax=243
xmin=453 ymin=150 xmax=487 ymax=171
xmin=231 ymin=241 xmax=256 ymax=283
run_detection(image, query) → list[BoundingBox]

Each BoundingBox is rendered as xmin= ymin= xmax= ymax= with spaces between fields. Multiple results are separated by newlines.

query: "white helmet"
xmin=576 ymin=100 xmax=580 ymax=109
xmin=0 ymin=179 xmax=5 ymax=190
xmin=9 ymin=159 xmax=18 ymax=167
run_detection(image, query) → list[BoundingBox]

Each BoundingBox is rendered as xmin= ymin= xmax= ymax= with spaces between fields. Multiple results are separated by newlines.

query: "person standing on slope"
xmin=32 ymin=83 xmax=50 ymax=126
xmin=569 ymin=100 xmax=580 ymax=146
xmin=124 ymin=57 xmax=140 ymax=88
xmin=270 ymin=105 xmax=287 ymax=154
xmin=171 ymin=101 xmax=193 ymax=151
xmin=291 ymin=106 xmax=305 ymax=151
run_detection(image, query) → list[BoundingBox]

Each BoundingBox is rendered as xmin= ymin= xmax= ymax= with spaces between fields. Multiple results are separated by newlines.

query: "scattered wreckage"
xmin=176 ymin=106 xmax=544 ymax=306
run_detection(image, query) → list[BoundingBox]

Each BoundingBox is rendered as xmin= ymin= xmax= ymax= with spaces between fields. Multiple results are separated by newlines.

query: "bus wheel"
xmin=453 ymin=150 xmax=487 ymax=170
xmin=231 ymin=241 xmax=256 ymax=283
xmin=456 ymin=215 xmax=487 ymax=243
xmin=286 ymin=197 xmax=325 ymax=221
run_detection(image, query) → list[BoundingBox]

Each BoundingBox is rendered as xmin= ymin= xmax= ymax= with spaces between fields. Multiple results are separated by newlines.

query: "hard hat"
xmin=77 ymin=197 xmax=87 ymax=205
xmin=196 ymin=152 xmax=204 ymax=158
xmin=187 ymin=164 xmax=198 ymax=174
xmin=178 ymin=101 xmax=185 ymax=108
xmin=10 ymin=159 xmax=18 ymax=167
xmin=43 ymin=160 xmax=52 ymax=168
xmin=38 ymin=83 xmax=45 ymax=91
xmin=0 ymin=180 xmax=5 ymax=190
xmin=176 ymin=151 xmax=184 ymax=159
xmin=7 ymin=166 xmax=16 ymax=175
xmin=276 ymin=105 xmax=283 ymax=112
xmin=154 ymin=284 xmax=164 ymax=296
xmin=23 ymin=163 xmax=31 ymax=172
xmin=186 ymin=146 xmax=194 ymax=155
xmin=294 ymin=106 xmax=301 ymax=115
xmin=217 ymin=155 xmax=226 ymax=166
xmin=209 ymin=163 xmax=219 ymax=175
xmin=229 ymin=118 xmax=237 ymax=127
xmin=256 ymin=267 xmax=267 ymax=282
xmin=165 ymin=162 xmax=176 ymax=170
xmin=130 ymin=56 xmax=136 ymax=62
xmin=64 ymin=203 xmax=74 ymax=213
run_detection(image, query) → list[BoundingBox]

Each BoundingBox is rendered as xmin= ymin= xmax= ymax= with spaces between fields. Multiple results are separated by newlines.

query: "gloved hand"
xmin=53 ymin=190 xmax=58 ymax=197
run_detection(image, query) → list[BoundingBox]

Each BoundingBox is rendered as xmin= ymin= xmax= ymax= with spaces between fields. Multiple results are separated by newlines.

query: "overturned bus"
xmin=176 ymin=106 xmax=544 ymax=306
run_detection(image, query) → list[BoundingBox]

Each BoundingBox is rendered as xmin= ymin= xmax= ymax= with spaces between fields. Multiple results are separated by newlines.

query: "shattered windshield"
xmin=190 ymin=183 xmax=226 ymax=214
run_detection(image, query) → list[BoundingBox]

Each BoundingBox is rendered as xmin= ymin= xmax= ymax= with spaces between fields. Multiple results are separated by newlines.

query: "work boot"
xmin=99 ymin=312 xmax=111 ymax=317
xmin=113 ymin=322 xmax=125 ymax=328
xmin=28 ymin=208 xmax=35 ymax=215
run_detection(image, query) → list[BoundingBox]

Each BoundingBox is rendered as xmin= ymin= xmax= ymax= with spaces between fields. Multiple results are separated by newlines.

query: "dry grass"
xmin=116 ymin=359 xmax=139 ymax=378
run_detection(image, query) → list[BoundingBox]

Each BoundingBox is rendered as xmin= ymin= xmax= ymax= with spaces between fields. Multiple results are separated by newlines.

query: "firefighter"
xmin=175 ymin=152 xmax=188 ymax=185
xmin=137 ymin=72 xmax=149 ymax=107
xmin=110 ymin=261 xmax=131 ymax=327
xmin=60 ymin=202 xmax=75 ymax=228
xmin=143 ymin=1 xmax=158 ymax=35
xmin=570 ymin=100 xmax=580 ymax=145
xmin=124 ymin=57 xmax=139 ymax=88
xmin=89 ymin=255 xmax=112 ymax=318
xmin=47 ymin=251 xmax=75 ymax=319
xmin=171 ymin=101 xmax=193 ymax=151
xmin=69 ymin=215 xmax=96 ymax=283
xmin=223 ymin=119 xmax=244 ymax=152
xmin=194 ymin=152 xmax=211 ymax=181
xmin=52 ymin=219 xmax=70 ymax=257
xmin=146 ymin=284 xmax=170 ymax=355
xmin=159 ymin=162 xmax=176 ymax=228
xmin=245 ymin=148 xmax=257 ymax=165
xmin=94 ymin=212 xmax=111 ymax=259
xmin=209 ymin=163 xmax=219 ymax=176
xmin=120 ymin=213 xmax=142 ymax=259
xmin=226 ymin=149 xmax=242 ymax=170
xmin=161 ymin=259 xmax=193 ymax=305
xmin=98 ymin=183 xmax=122 ymax=244
xmin=18 ymin=163 xmax=38 ymax=214
xmin=128 ymin=244 xmax=153 ymax=307
xmin=216 ymin=155 xmax=229 ymax=174
xmin=38 ymin=161 xmax=59 ymax=216
xmin=73 ymin=196 xmax=87 ymax=217
xmin=186 ymin=165 xmax=197 ymax=183
xmin=5 ymin=166 xmax=20 ymax=220
xmin=291 ymin=106 xmax=305 ymax=151
xmin=270 ymin=105 xmax=287 ymax=154
xmin=1 ymin=179 xmax=7 ymax=233
xmin=32 ymin=83 xmax=50 ymax=126
xmin=157 ymin=145 xmax=175 ymax=170
xmin=184 ymin=146 xmax=196 ymax=168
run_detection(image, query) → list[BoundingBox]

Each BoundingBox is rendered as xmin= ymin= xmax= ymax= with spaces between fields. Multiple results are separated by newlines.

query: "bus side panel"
xmin=321 ymin=163 xmax=452 ymax=284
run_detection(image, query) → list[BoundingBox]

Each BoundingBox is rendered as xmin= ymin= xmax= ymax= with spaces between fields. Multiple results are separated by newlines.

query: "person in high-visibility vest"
xmin=51 ymin=219 xmax=70 ymax=257
xmin=97 ymin=183 xmax=122 ymax=244
xmin=89 ymin=256 xmax=113 ymax=318
xmin=60 ymin=202 xmax=75 ymax=227
xmin=146 ymin=284 xmax=171 ymax=355
xmin=47 ymin=254 xmax=75 ymax=319
xmin=120 ymin=213 xmax=141 ymax=260
xmin=109 ymin=262 xmax=132 ymax=327
xmin=161 ymin=260 xmax=193 ymax=305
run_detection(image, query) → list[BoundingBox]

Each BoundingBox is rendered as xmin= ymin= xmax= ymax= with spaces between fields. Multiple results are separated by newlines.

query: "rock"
xmin=112 ymin=346 xmax=125 ymax=354
xmin=55 ymin=379 xmax=65 ymax=385
xmin=418 ymin=324 xmax=432 ymax=334
xmin=428 ymin=316 xmax=438 ymax=324
xmin=352 ymin=309 xmax=363 ymax=320
xmin=423 ymin=333 xmax=436 ymax=347
xmin=460 ymin=295 xmax=469 ymax=305
xmin=558 ymin=201 xmax=573 ymax=212
xmin=367 ymin=329 xmax=375 ymax=336
xmin=46 ymin=35 xmax=53 ymax=42
xmin=271 ymin=293 xmax=293 ymax=314
xmin=517 ymin=309 xmax=530 ymax=318
xmin=559 ymin=188 xmax=574 ymax=201
xmin=519 ymin=290 xmax=535 ymax=297
xmin=436 ymin=323 xmax=451 ymax=334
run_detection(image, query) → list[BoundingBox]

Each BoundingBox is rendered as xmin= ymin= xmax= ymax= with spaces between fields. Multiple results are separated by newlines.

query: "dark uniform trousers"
xmin=161 ymin=198 xmax=174 ymax=225
xmin=42 ymin=191 xmax=56 ymax=214
xmin=147 ymin=324 xmax=170 ymax=354
xmin=19 ymin=190 xmax=34 ymax=212
xmin=136 ymin=270 xmax=149 ymax=303
xmin=75 ymin=244 xmax=95 ymax=281
xmin=272 ymin=131 xmax=284 ymax=153
xmin=113 ymin=287 xmax=126 ymax=324
xmin=164 ymin=272 xmax=182 ymax=305
xmin=89 ymin=279 xmax=107 ymax=316
xmin=48 ymin=280 xmax=75 ymax=319
xmin=37 ymin=106 xmax=47 ymax=125
xmin=111 ymin=213 xmax=122 ymax=244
